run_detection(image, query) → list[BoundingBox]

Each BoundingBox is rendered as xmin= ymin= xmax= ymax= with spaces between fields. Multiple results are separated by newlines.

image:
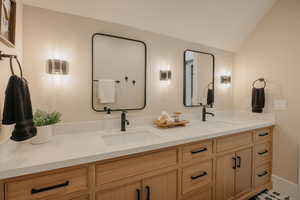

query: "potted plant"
xmin=31 ymin=109 xmax=62 ymax=144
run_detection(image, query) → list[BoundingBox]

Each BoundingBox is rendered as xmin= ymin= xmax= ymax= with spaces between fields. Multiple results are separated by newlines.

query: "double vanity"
xmin=0 ymin=113 xmax=275 ymax=200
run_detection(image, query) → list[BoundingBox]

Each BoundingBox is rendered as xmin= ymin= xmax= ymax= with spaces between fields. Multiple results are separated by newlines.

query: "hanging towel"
xmin=207 ymin=89 xmax=214 ymax=107
xmin=98 ymin=79 xmax=115 ymax=104
xmin=2 ymin=75 xmax=37 ymax=141
xmin=252 ymin=87 xmax=265 ymax=113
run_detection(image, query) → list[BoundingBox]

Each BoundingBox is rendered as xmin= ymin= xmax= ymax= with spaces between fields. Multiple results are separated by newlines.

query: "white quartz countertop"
xmin=0 ymin=112 xmax=275 ymax=180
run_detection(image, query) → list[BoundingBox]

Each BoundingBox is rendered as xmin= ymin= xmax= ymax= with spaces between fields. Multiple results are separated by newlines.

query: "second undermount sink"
xmin=102 ymin=129 xmax=162 ymax=146
xmin=194 ymin=120 xmax=237 ymax=129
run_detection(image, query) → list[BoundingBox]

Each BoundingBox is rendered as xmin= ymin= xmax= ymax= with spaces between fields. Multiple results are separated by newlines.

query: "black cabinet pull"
xmin=136 ymin=189 xmax=141 ymax=200
xmin=259 ymin=132 xmax=269 ymax=137
xmin=232 ymin=157 xmax=237 ymax=169
xmin=191 ymin=171 xmax=207 ymax=180
xmin=145 ymin=186 xmax=151 ymax=200
xmin=258 ymin=150 xmax=269 ymax=155
xmin=31 ymin=181 xmax=69 ymax=194
xmin=191 ymin=147 xmax=207 ymax=154
xmin=257 ymin=171 xmax=268 ymax=177
xmin=237 ymin=156 xmax=241 ymax=168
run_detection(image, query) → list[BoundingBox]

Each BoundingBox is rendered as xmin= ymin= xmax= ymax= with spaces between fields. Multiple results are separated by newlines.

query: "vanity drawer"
xmin=254 ymin=142 xmax=272 ymax=166
xmin=5 ymin=167 xmax=89 ymax=200
xmin=255 ymin=163 xmax=271 ymax=188
xmin=54 ymin=194 xmax=89 ymax=200
xmin=182 ymin=187 xmax=212 ymax=200
xmin=95 ymin=149 xmax=178 ymax=185
xmin=254 ymin=128 xmax=271 ymax=143
xmin=182 ymin=140 xmax=213 ymax=163
xmin=182 ymin=160 xmax=213 ymax=195
xmin=216 ymin=132 xmax=252 ymax=153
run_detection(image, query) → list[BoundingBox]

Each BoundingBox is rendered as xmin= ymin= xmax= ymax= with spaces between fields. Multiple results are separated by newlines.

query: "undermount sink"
xmin=102 ymin=130 xmax=162 ymax=146
xmin=194 ymin=120 xmax=237 ymax=129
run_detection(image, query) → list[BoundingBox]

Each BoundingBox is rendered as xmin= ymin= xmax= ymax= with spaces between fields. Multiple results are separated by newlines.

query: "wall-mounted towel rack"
xmin=93 ymin=80 xmax=120 ymax=84
xmin=0 ymin=50 xmax=23 ymax=77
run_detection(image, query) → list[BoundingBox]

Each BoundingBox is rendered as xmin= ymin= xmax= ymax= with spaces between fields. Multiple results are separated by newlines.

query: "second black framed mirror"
xmin=183 ymin=49 xmax=215 ymax=107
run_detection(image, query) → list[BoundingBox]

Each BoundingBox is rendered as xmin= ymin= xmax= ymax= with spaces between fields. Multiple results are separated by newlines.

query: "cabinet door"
xmin=216 ymin=153 xmax=236 ymax=200
xmin=142 ymin=170 xmax=177 ymax=200
xmin=235 ymin=148 xmax=252 ymax=197
xmin=96 ymin=181 xmax=142 ymax=200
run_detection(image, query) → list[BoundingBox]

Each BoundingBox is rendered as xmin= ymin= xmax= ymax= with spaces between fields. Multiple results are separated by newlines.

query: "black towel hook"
xmin=252 ymin=78 xmax=266 ymax=89
xmin=9 ymin=56 xmax=23 ymax=78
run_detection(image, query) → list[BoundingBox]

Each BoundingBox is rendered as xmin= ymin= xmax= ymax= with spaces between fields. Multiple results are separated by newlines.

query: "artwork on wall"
xmin=0 ymin=0 xmax=16 ymax=47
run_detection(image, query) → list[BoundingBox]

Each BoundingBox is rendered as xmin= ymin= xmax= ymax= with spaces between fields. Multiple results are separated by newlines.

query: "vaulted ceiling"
xmin=23 ymin=0 xmax=277 ymax=52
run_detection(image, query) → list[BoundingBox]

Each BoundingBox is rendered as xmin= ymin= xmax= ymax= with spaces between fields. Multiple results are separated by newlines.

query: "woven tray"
xmin=153 ymin=120 xmax=189 ymax=128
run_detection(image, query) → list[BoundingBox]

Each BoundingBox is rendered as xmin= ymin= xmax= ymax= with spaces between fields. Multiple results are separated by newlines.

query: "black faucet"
xmin=121 ymin=111 xmax=130 ymax=131
xmin=202 ymin=105 xmax=215 ymax=122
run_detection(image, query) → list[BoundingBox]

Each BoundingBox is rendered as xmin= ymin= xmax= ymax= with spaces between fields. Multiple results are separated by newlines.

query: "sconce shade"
xmin=47 ymin=59 xmax=68 ymax=75
xmin=160 ymin=70 xmax=172 ymax=81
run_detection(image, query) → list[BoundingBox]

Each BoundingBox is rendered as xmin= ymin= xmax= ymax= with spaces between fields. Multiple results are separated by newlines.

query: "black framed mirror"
xmin=183 ymin=49 xmax=215 ymax=107
xmin=92 ymin=33 xmax=147 ymax=112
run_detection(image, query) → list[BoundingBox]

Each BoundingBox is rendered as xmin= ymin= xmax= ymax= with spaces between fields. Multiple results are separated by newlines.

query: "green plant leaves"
xmin=33 ymin=109 xmax=62 ymax=127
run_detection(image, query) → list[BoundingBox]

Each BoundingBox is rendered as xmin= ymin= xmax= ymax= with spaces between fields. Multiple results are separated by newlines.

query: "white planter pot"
xmin=30 ymin=125 xmax=53 ymax=144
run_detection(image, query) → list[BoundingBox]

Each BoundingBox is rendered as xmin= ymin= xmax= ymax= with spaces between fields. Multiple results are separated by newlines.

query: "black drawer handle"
xmin=237 ymin=156 xmax=241 ymax=168
xmin=191 ymin=147 xmax=208 ymax=154
xmin=232 ymin=157 xmax=237 ymax=169
xmin=31 ymin=181 xmax=69 ymax=194
xmin=259 ymin=132 xmax=269 ymax=137
xmin=191 ymin=171 xmax=207 ymax=180
xmin=257 ymin=171 xmax=268 ymax=177
xmin=258 ymin=150 xmax=269 ymax=155
xmin=136 ymin=189 xmax=141 ymax=200
xmin=145 ymin=186 xmax=151 ymax=200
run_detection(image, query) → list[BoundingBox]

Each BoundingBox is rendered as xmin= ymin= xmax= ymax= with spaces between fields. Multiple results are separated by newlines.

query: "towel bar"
xmin=0 ymin=51 xmax=17 ymax=60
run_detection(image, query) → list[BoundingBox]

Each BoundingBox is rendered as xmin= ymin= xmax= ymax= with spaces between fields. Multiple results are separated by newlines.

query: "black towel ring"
xmin=9 ymin=56 xmax=23 ymax=78
xmin=252 ymin=78 xmax=266 ymax=89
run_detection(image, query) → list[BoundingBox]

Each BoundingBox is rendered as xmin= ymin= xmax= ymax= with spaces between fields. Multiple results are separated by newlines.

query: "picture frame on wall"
xmin=0 ymin=0 xmax=16 ymax=48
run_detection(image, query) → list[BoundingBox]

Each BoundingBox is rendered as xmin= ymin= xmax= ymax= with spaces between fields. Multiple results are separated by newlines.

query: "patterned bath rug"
xmin=249 ymin=190 xmax=293 ymax=200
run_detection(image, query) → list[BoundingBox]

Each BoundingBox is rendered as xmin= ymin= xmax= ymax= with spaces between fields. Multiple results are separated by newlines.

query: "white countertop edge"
xmin=0 ymin=121 xmax=274 ymax=180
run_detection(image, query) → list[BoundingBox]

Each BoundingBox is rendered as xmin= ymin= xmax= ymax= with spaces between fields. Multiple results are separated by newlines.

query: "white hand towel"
xmin=98 ymin=80 xmax=115 ymax=104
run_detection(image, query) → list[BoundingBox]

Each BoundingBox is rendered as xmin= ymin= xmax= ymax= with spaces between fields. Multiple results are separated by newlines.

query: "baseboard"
xmin=272 ymin=175 xmax=299 ymax=199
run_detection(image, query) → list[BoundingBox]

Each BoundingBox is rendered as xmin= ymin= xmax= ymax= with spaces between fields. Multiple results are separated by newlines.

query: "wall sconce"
xmin=220 ymin=75 xmax=231 ymax=84
xmin=160 ymin=70 xmax=172 ymax=81
xmin=47 ymin=59 xmax=69 ymax=75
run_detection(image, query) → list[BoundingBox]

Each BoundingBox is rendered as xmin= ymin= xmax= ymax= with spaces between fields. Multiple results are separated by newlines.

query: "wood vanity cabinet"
xmin=216 ymin=148 xmax=252 ymax=200
xmin=0 ymin=127 xmax=273 ymax=200
xmin=96 ymin=170 xmax=177 ymax=200
xmin=96 ymin=181 xmax=142 ymax=200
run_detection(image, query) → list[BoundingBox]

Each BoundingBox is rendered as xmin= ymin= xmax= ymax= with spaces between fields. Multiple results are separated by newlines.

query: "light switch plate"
xmin=273 ymin=99 xmax=287 ymax=110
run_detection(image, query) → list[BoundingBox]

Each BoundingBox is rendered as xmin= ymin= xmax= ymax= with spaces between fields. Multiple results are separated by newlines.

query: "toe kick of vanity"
xmin=0 ymin=126 xmax=273 ymax=200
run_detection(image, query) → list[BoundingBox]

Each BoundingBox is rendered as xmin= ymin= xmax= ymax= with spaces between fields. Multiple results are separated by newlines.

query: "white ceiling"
xmin=22 ymin=0 xmax=277 ymax=52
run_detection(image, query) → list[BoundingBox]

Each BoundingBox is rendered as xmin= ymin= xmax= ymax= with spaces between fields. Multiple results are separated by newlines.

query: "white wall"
xmin=23 ymin=6 xmax=234 ymax=123
xmin=234 ymin=0 xmax=300 ymax=183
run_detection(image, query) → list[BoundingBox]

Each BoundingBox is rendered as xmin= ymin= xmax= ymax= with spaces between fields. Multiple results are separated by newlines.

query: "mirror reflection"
xmin=184 ymin=50 xmax=215 ymax=107
xmin=92 ymin=34 xmax=147 ymax=112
